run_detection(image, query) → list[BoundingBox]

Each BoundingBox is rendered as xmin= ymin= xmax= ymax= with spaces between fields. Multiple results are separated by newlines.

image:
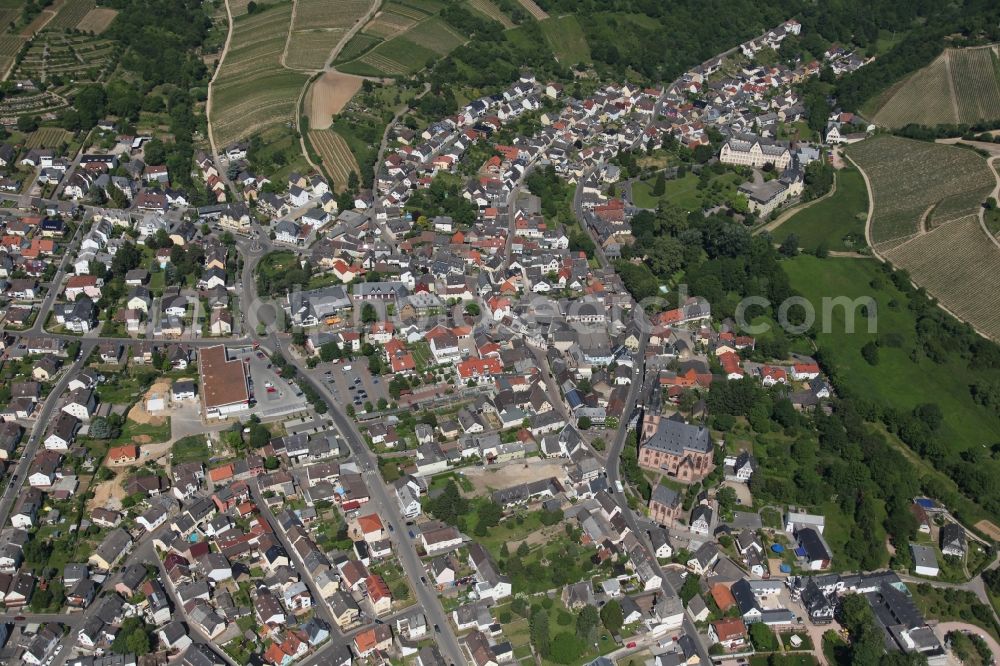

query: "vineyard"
xmin=24 ymin=126 xmax=74 ymax=149
xmin=284 ymin=0 xmax=373 ymax=70
xmin=47 ymin=0 xmax=95 ymax=30
xmin=339 ymin=3 xmax=467 ymax=77
xmin=847 ymin=135 xmax=994 ymax=250
xmin=950 ymin=47 xmax=1000 ymax=123
xmin=284 ymin=29 xmax=341 ymax=70
xmin=872 ymin=53 xmax=956 ymax=127
xmin=210 ymin=3 xmax=308 ymax=147
xmin=872 ymin=46 xmax=1000 ymax=127
xmin=883 ymin=216 xmax=1000 ymax=340
xmin=363 ymin=8 xmax=419 ymax=39
xmin=467 ymin=0 xmax=513 ymax=28
xmin=309 ymin=129 xmax=360 ymax=192
xmin=75 ymin=7 xmax=118 ymax=34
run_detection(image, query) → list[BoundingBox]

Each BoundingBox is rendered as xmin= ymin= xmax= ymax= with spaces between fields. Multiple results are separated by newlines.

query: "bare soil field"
xmin=308 ymin=70 xmax=364 ymax=129
xmin=127 ymin=379 xmax=172 ymax=426
xmin=88 ymin=476 xmax=124 ymax=512
xmin=463 ymin=458 xmax=566 ymax=496
xmin=76 ymin=7 xmax=118 ymax=34
xmin=974 ymin=519 xmax=1000 ymax=541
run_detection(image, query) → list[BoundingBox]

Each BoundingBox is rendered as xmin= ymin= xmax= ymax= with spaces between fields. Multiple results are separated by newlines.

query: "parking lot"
xmin=316 ymin=356 xmax=389 ymax=414
xmin=237 ymin=347 xmax=310 ymax=416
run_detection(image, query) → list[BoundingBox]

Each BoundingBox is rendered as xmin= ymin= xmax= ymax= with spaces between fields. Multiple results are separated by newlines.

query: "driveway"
xmin=935 ymin=621 xmax=1000 ymax=664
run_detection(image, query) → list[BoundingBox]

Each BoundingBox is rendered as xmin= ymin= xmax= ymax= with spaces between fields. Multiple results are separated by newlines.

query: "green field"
xmin=336 ymin=32 xmax=382 ymax=61
xmin=773 ymin=167 xmax=869 ymax=251
xmin=539 ymin=15 xmax=590 ymax=65
xmin=340 ymin=10 xmax=466 ymax=76
xmin=783 ymin=255 xmax=1000 ymax=453
xmin=847 ymin=135 xmax=994 ymax=251
xmin=210 ymin=3 xmax=308 ymax=147
xmin=631 ymin=171 xmax=742 ymax=212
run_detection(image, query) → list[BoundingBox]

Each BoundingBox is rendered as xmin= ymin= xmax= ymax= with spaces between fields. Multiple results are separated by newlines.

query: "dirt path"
xmin=293 ymin=0 xmax=382 ymax=174
xmin=206 ymin=0 xmax=234 ymax=171
xmin=754 ymin=168 xmax=839 ymax=236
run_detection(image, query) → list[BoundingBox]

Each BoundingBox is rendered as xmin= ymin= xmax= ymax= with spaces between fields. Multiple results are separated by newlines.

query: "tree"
xmin=779 ymin=234 xmax=800 ymax=257
xmin=530 ymin=607 xmax=551 ymax=658
xmin=652 ymin=171 xmax=666 ymax=196
xmin=319 ymin=340 xmax=342 ymax=362
xmin=361 ymin=303 xmax=377 ymax=324
xmin=249 ymin=423 xmax=270 ymax=448
xmin=679 ymin=573 xmax=701 ymax=604
xmin=861 ymin=341 xmax=880 ymax=366
xmin=577 ymin=416 xmax=592 ymax=430
xmin=576 ymin=605 xmax=599 ymax=640
xmin=516 ymin=541 xmax=530 ymax=557
xmin=749 ymin=623 xmax=778 ymax=651
xmin=600 ymin=599 xmax=624 ymax=633
xmin=464 ymin=302 xmax=481 ymax=316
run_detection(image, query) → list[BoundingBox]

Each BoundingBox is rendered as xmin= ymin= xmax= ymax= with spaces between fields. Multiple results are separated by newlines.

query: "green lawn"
xmin=171 ymin=435 xmax=211 ymax=464
xmin=118 ymin=417 xmax=172 ymax=444
xmin=783 ymin=255 xmax=1000 ymax=454
xmin=632 ymin=171 xmax=742 ymax=212
xmin=773 ymin=167 xmax=869 ymax=251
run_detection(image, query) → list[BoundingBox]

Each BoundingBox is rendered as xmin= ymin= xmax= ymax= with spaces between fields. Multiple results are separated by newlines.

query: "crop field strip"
xmin=393 ymin=0 xmax=444 ymax=15
xmin=401 ymin=17 xmax=466 ymax=54
xmin=883 ymin=216 xmax=1000 ymax=340
xmin=24 ymin=127 xmax=73 ymax=149
xmin=309 ymin=129 xmax=360 ymax=191
xmin=363 ymin=10 xmax=419 ymax=39
xmin=293 ymin=0 xmax=373 ymax=31
xmin=336 ymin=32 xmax=381 ymax=61
xmin=847 ymin=135 xmax=995 ymax=249
xmin=211 ymin=3 xmax=308 ymax=147
xmin=467 ymin=0 xmax=513 ymax=28
xmin=873 ymin=54 xmax=956 ymax=127
xmin=514 ymin=0 xmax=547 ymax=20
xmin=47 ymin=0 xmax=95 ymax=30
xmin=284 ymin=29 xmax=344 ymax=70
xmin=540 ymin=15 xmax=590 ymax=64
xmin=75 ymin=8 xmax=118 ymax=34
xmin=948 ymin=47 xmax=1000 ymax=123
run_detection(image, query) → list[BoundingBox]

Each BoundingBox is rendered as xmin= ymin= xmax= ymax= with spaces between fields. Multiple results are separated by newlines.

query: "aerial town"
xmin=0 ymin=2 xmax=997 ymax=666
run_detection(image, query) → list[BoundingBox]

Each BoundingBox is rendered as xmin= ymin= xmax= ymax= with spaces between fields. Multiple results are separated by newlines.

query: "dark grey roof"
xmin=643 ymin=419 xmax=712 ymax=455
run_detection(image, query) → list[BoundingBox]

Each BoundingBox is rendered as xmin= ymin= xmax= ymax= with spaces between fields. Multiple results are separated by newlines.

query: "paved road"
xmin=237 ymin=229 xmax=466 ymax=664
xmin=0 ymin=340 xmax=94 ymax=530
xmin=248 ymin=479 xmax=339 ymax=631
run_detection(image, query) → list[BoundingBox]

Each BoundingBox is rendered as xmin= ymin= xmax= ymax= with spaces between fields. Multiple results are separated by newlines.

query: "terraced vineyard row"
xmin=847 ymin=135 xmax=994 ymax=248
xmin=884 ymin=216 xmax=1000 ymax=340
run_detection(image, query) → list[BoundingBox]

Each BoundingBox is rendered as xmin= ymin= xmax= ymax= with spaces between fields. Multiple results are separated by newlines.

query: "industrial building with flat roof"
xmin=199 ymin=345 xmax=251 ymax=419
